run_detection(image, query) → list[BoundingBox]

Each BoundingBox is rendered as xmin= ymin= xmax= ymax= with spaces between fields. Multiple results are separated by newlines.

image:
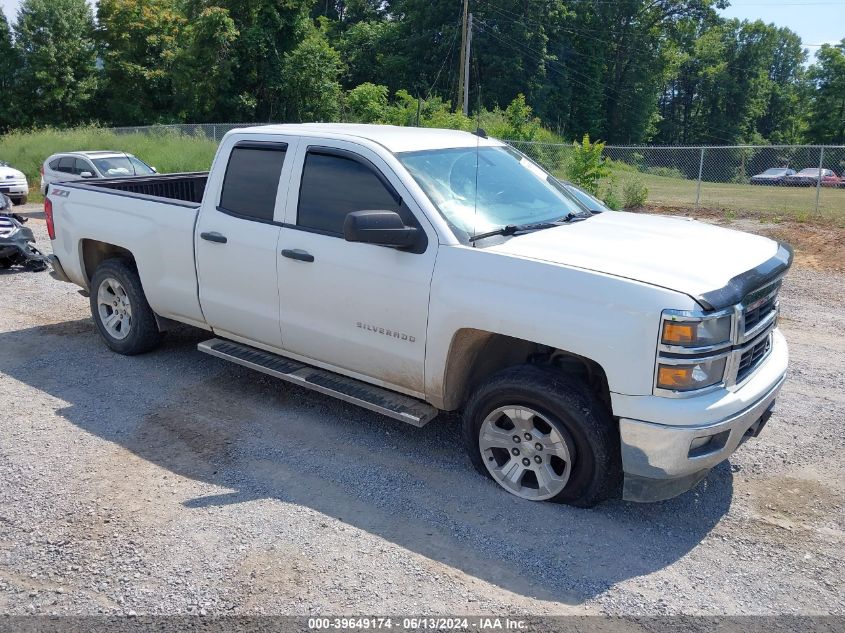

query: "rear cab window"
xmin=219 ymin=142 xmax=288 ymax=223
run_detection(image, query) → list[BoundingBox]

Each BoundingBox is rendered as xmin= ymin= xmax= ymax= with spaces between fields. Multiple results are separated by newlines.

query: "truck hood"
xmin=487 ymin=211 xmax=786 ymax=309
xmin=0 ymin=165 xmax=26 ymax=181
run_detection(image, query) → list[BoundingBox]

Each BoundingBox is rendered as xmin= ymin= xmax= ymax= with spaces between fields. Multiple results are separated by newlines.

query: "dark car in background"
xmin=750 ymin=167 xmax=795 ymax=185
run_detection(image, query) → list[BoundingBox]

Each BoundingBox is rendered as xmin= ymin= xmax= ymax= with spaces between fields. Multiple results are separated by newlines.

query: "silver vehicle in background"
xmin=40 ymin=151 xmax=156 ymax=194
xmin=749 ymin=167 xmax=796 ymax=186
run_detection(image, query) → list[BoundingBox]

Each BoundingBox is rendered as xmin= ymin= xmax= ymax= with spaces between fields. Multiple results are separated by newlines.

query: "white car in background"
xmin=40 ymin=151 xmax=156 ymax=194
xmin=0 ymin=160 xmax=30 ymax=205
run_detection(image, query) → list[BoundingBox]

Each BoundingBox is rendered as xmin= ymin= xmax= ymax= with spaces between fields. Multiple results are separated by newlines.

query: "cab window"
xmin=219 ymin=143 xmax=288 ymax=222
xmin=297 ymin=150 xmax=400 ymax=235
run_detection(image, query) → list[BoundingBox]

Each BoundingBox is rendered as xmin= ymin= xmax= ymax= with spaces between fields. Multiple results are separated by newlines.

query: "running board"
xmin=197 ymin=338 xmax=438 ymax=427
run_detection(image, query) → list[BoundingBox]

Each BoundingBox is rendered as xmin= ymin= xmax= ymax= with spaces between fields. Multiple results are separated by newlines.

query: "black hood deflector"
xmin=695 ymin=242 xmax=793 ymax=311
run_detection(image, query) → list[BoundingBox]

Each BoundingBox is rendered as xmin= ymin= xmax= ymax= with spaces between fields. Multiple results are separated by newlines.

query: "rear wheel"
xmin=462 ymin=365 xmax=621 ymax=507
xmin=90 ymin=259 xmax=162 ymax=355
xmin=12 ymin=196 xmax=27 ymax=206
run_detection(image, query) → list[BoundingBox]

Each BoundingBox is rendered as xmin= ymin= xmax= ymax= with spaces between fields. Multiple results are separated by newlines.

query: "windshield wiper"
xmin=469 ymin=221 xmax=559 ymax=242
xmin=469 ymin=212 xmax=591 ymax=243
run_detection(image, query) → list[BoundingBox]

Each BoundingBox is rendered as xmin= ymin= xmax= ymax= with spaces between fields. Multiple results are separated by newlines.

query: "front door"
xmin=277 ymin=141 xmax=437 ymax=396
xmin=195 ymin=137 xmax=297 ymax=349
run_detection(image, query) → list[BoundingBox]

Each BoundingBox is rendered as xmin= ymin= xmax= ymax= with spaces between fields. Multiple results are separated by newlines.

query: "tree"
xmin=335 ymin=20 xmax=403 ymax=90
xmin=654 ymin=19 xmax=807 ymax=145
xmin=0 ymin=12 xmax=18 ymax=130
xmin=210 ymin=0 xmax=314 ymax=121
xmin=97 ymin=0 xmax=187 ymax=124
xmin=278 ymin=27 xmax=344 ymax=122
xmin=345 ymin=82 xmax=388 ymax=122
xmin=172 ymin=7 xmax=239 ymax=122
xmin=13 ymin=0 xmax=98 ymax=127
xmin=806 ymin=41 xmax=845 ymax=144
xmin=566 ymin=134 xmax=609 ymax=195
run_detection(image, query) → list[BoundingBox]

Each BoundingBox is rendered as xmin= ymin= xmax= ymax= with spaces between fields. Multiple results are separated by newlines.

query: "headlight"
xmin=656 ymin=357 xmax=727 ymax=391
xmin=661 ymin=314 xmax=732 ymax=348
xmin=655 ymin=308 xmax=738 ymax=396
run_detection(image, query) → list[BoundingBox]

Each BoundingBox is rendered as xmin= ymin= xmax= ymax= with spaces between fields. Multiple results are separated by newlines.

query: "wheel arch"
xmin=440 ymin=328 xmax=612 ymax=413
xmin=80 ymin=239 xmax=135 ymax=287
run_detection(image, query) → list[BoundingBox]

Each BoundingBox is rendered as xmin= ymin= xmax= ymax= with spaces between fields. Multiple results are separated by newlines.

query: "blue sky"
xmin=1 ymin=0 xmax=841 ymax=61
xmin=720 ymin=0 xmax=843 ymax=55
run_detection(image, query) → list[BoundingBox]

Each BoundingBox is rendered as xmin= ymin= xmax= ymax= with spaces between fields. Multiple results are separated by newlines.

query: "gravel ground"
xmin=1 ymin=207 xmax=843 ymax=616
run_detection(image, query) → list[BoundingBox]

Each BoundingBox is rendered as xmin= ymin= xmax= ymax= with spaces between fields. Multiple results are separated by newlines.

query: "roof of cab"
xmin=230 ymin=123 xmax=505 ymax=154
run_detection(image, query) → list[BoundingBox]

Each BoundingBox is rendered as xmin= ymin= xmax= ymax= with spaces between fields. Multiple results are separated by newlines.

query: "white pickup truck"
xmin=45 ymin=124 xmax=791 ymax=506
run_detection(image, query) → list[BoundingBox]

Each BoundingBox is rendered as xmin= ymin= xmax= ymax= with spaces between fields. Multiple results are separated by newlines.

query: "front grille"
xmin=737 ymin=335 xmax=772 ymax=382
xmin=0 ymin=217 xmax=15 ymax=238
xmin=743 ymin=284 xmax=780 ymax=334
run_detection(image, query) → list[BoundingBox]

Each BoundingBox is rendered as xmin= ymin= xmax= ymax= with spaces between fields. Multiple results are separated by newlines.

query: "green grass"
xmin=0 ymin=126 xmax=218 ymax=203
xmin=606 ymin=167 xmax=845 ymax=225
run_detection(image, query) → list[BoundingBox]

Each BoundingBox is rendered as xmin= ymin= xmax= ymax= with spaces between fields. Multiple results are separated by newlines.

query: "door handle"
xmin=281 ymin=249 xmax=315 ymax=263
xmin=200 ymin=231 xmax=227 ymax=244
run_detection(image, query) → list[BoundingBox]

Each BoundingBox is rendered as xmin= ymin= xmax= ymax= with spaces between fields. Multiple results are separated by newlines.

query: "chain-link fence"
xmin=111 ymin=123 xmax=256 ymax=142
xmin=508 ymin=141 xmax=845 ymax=220
xmin=110 ymin=124 xmax=845 ymax=219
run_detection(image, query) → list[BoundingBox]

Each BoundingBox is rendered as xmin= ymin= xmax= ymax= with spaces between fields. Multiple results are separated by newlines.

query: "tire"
xmin=89 ymin=258 xmax=163 ymax=355
xmin=12 ymin=196 xmax=27 ymax=206
xmin=462 ymin=365 xmax=621 ymax=507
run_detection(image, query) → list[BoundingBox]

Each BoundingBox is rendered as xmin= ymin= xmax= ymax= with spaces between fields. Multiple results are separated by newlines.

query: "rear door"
xmin=195 ymin=136 xmax=298 ymax=349
xmin=276 ymin=140 xmax=437 ymax=396
xmin=54 ymin=157 xmax=80 ymax=183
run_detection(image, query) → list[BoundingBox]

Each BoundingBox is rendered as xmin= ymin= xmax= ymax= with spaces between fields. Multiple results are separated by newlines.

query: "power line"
xmin=425 ymin=15 xmax=462 ymax=101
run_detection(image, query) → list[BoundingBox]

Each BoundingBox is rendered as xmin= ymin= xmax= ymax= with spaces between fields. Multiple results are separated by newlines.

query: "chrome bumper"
xmin=619 ymin=372 xmax=785 ymax=502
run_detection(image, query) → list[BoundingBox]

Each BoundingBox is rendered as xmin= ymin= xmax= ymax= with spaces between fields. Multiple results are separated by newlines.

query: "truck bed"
xmin=48 ymin=172 xmax=209 ymax=327
xmin=59 ymin=172 xmax=208 ymax=206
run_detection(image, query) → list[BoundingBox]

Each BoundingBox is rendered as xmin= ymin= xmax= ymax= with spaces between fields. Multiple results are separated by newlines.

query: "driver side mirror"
xmin=343 ymin=211 xmax=419 ymax=249
xmin=80 ymin=171 xmax=95 ymax=178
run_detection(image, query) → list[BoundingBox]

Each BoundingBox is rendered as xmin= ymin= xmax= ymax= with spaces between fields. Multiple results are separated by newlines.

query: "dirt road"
xmin=1 ymin=209 xmax=843 ymax=616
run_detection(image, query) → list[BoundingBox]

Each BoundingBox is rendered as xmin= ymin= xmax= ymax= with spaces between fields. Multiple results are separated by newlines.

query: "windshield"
xmin=92 ymin=155 xmax=155 ymax=177
xmin=398 ymin=145 xmax=585 ymax=239
xmin=0 ymin=161 xmax=8 ymax=167
xmin=562 ymin=182 xmax=610 ymax=212
xmin=763 ymin=168 xmax=787 ymax=175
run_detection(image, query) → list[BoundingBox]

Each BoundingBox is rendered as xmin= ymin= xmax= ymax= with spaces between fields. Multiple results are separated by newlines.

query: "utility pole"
xmin=463 ymin=13 xmax=473 ymax=116
xmin=456 ymin=0 xmax=469 ymax=111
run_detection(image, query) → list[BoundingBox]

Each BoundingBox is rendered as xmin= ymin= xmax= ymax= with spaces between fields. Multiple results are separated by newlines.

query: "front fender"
xmin=425 ymin=245 xmax=694 ymax=407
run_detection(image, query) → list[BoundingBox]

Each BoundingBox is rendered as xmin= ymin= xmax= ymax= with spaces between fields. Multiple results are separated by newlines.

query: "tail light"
xmin=44 ymin=197 xmax=55 ymax=240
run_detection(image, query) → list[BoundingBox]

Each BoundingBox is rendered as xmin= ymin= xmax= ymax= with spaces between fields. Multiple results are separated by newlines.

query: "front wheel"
xmin=12 ymin=196 xmax=27 ymax=206
xmin=90 ymin=259 xmax=163 ymax=355
xmin=462 ymin=365 xmax=621 ymax=507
